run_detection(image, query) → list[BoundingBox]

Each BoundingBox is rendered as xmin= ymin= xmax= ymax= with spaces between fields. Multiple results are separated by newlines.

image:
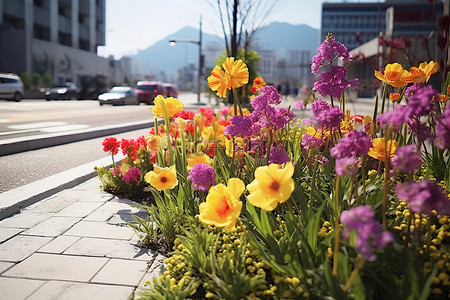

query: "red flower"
xmin=186 ymin=122 xmax=195 ymax=135
xmin=102 ymin=137 xmax=120 ymax=155
xmin=173 ymin=110 xmax=195 ymax=120
xmin=120 ymin=138 xmax=139 ymax=160
xmin=150 ymin=151 xmax=157 ymax=163
xmin=251 ymin=86 xmax=258 ymax=93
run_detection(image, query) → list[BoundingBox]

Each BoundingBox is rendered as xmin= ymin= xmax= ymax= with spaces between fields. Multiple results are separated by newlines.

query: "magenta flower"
xmin=187 ymin=163 xmax=216 ymax=191
xmin=294 ymin=100 xmax=304 ymax=110
xmin=330 ymin=130 xmax=372 ymax=159
xmin=395 ymin=179 xmax=450 ymax=216
xmin=311 ymin=37 xmax=354 ymax=74
xmin=268 ymin=145 xmax=290 ymax=164
xmin=377 ymin=104 xmax=410 ymax=132
xmin=313 ymin=66 xmax=358 ymax=99
xmin=340 ymin=205 xmax=394 ymax=261
xmin=405 ymin=85 xmax=439 ymax=118
xmin=301 ymin=133 xmax=325 ymax=152
xmin=404 ymin=83 xmax=424 ymax=97
xmin=224 ymin=115 xmax=253 ymax=137
xmin=434 ymin=104 xmax=450 ymax=149
xmin=391 ymin=145 xmax=422 ymax=174
xmin=408 ymin=118 xmax=431 ymax=142
xmin=335 ymin=156 xmax=360 ymax=177
xmin=122 ymin=167 xmax=141 ymax=183
xmin=314 ymin=105 xmax=344 ymax=130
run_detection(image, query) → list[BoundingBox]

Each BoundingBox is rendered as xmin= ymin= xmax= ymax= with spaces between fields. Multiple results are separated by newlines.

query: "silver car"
xmin=0 ymin=73 xmax=24 ymax=102
xmin=98 ymin=86 xmax=140 ymax=106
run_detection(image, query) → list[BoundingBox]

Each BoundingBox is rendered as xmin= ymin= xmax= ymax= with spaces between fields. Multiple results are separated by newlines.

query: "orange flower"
xmin=405 ymin=61 xmax=439 ymax=83
xmin=374 ymin=63 xmax=410 ymax=88
xmin=389 ymin=93 xmax=401 ymax=102
xmin=144 ymin=165 xmax=178 ymax=191
xmin=439 ymin=94 xmax=448 ymax=103
xmin=247 ymin=163 xmax=295 ymax=211
xmin=187 ymin=152 xmax=212 ymax=170
xmin=207 ymin=66 xmax=228 ymax=98
xmin=368 ymin=138 xmax=398 ymax=162
xmin=222 ymin=57 xmax=249 ymax=89
xmin=198 ymin=178 xmax=244 ymax=229
xmin=145 ymin=134 xmax=161 ymax=151
xmin=252 ymin=77 xmax=266 ymax=88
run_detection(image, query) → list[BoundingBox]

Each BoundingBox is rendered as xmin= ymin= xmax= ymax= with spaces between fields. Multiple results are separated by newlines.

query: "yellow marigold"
xmin=207 ymin=66 xmax=228 ymax=98
xmin=223 ymin=57 xmax=249 ymax=89
xmin=368 ymin=138 xmax=398 ymax=162
xmin=389 ymin=92 xmax=401 ymax=102
xmin=405 ymin=61 xmax=439 ymax=83
xmin=144 ymin=165 xmax=178 ymax=191
xmin=374 ymin=63 xmax=410 ymax=88
xmin=439 ymin=94 xmax=448 ymax=103
xmin=252 ymin=77 xmax=266 ymax=88
xmin=152 ymin=95 xmax=184 ymax=118
xmin=247 ymin=163 xmax=295 ymax=211
xmin=145 ymin=134 xmax=161 ymax=151
xmin=187 ymin=152 xmax=212 ymax=170
xmin=198 ymin=178 xmax=244 ymax=230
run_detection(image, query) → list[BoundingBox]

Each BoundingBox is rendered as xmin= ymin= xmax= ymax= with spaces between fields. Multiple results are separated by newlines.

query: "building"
xmin=0 ymin=0 xmax=131 ymax=88
xmin=321 ymin=0 xmax=444 ymax=51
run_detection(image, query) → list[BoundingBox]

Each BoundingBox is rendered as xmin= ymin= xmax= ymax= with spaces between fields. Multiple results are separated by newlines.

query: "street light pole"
xmin=169 ymin=16 xmax=204 ymax=105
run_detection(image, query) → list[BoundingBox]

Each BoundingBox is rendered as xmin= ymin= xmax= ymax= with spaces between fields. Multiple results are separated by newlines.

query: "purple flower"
xmin=330 ymin=130 xmax=372 ymax=159
xmin=335 ymin=156 xmax=360 ymax=177
xmin=391 ymin=145 xmax=422 ymax=174
xmin=311 ymin=100 xmax=331 ymax=115
xmin=260 ymin=85 xmax=282 ymax=105
xmin=311 ymin=37 xmax=354 ymax=74
xmin=405 ymin=85 xmax=440 ymax=117
xmin=377 ymin=104 xmax=410 ymax=132
xmin=223 ymin=115 xmax=253 ymax=137
xmin=395 ymin=179 xmax=450 ymax=216
xmin=315 ymin=106 xmax=344 ymax=130
xmin=268 ymin=145 xmax=291 ymax=164
xmin=404 ymin=83 xmax=424 ymax=97
xmin=301 ymin=133 xmax=325 ymax=151
xmin=294 ymin=100 xmax=304 ymax=110
xmin=340 ymin=205 xmax=394 ymax=261
xmin=408 ymin=118 xmax=431 ymax=142
xmin=122 ymin=167 xmax=141 ymax=183
xmin=187 ymin=163 xmax=216 ymax=191
xmin=435 ymin=104 xmax=450 ymax=149
xmin=313 ymin=66 xmax=358 ymax=99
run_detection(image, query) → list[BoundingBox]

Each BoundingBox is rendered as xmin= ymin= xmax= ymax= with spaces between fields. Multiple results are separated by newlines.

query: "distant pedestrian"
xmin=293 ymin=86 xmax=299 ymax=97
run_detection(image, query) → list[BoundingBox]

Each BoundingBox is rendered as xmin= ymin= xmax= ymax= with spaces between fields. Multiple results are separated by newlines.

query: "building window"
xmin=79 ymin=39 xmax=90 ymax=51
xmin=34 ymin=0 xmax=46 ymax=8
xmin=58 ymin=32 xmax=72 ymax=46
xmin=34 ymin=24 xmax=50 ymax=41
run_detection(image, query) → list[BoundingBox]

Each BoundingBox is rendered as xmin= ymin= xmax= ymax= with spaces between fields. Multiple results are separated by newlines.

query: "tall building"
xmin=321 ymin=1 xmax=444 ymax=50
xmin=0 ymin=0 xmax=130 ymax=86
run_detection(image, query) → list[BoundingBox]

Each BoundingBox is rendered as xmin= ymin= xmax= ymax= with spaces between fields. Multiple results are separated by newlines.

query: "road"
xmin=0 ymin=92 xmax=211 ymax=193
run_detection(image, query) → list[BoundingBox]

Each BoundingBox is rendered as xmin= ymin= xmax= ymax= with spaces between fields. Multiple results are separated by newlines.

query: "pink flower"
xmin=122 ymin=167 xmax=141 ymax=183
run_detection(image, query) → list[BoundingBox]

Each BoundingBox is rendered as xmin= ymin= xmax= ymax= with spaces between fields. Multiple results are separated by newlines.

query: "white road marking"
xmin=8 ymin=122 xmax=68 ymax=130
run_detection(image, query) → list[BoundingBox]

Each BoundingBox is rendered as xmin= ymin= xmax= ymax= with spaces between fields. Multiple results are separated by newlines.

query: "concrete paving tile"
xmin=0 ymin=261 xmax=15 ymax=274
xmin=27 ymin=280 xmax=134 ymax=300
xmin=84 ymin=201 xmax=144 ymax=222
xmin=3 ymin=253 xmax=108 ymax=281
xmin=24 ymin=216 xmax=81 ymax=237
xmin=28 ymin=194 xmax=80 ymax=213
xmin=64 ymin=220 xmax=135 ymax=240
xmin=63 ymin=237 xmax=154 ymax=260
xmin=38 ymin=236 xmax=81 ymax=254
xmin=55 ymin=201 xmax=104 ymax=218
xmin=55 ymin=188 xmax=114 ymax=203
xmin=0 ymin=227 xmax=23 ymax=243
xmin=135 ymin=253 xmax=166 ymax=295
xmin=0 ymin=277 xmax=45 ymax=300
xmin=0 ymin=212 xmax=51 ymax=229
xmin=0 ymin=235 xmax=53 ymax=262
xmin=107 ymin=210 xmax=148 ymax=225
xmin=91 ymin=258 xmax=148 ymax=286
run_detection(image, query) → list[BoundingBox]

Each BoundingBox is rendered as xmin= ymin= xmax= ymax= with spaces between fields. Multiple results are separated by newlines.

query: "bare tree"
xmin=211 ymin=0 xmax=281 ymax=57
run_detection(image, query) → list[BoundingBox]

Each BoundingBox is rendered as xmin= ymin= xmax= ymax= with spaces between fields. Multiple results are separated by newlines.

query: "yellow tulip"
xmin=368 ymin=138 xmax=398 ymax=162
xmin=186 ymin=152 xmax=212 ymax=171
xmin=198 ymin=178 xmax=244 ymax=230
xmin=405 ymin=61 xmax=439 ymax=83
xmin=207 ymin=66 xmax=228 ymax=98
xmin=374 ymin=63 xmax=410 ymax=88
xmin=152 ymin=95 xmax=184 ymax=118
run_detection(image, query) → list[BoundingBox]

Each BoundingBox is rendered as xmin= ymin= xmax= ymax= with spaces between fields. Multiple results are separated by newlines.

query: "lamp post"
xmin=169 ymin=16 xmax=204 ymax=105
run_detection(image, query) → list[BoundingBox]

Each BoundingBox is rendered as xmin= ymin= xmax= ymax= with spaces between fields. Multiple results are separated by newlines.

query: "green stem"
xmin=332 ymin=175 xmax=341 ymax=277
xmin=160 ymin=101 xmax=174 ymax=166
xmin=232 ymin=88 xmax=243 ymax=116
xmin=343 ymin=256 xmax=365 ymax=292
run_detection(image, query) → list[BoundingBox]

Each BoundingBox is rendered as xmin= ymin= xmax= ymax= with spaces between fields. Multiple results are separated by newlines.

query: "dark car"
xmin=134 ymin=81 xmax=167 ymax=104
xmin=98 ymin=86 xmax=139 ymax=106
xmin=163 ymin=83 xmax=179 ymax=98
xmin=45 ymin=82 xmax=80 ymax=100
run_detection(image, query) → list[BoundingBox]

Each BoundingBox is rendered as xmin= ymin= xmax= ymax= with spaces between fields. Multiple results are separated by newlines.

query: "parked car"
xmin=134 ymin=81 xmax=167 ymax=104
xmin=163 ymin=83 xmax=179 ymax=98
xmin=45 ymin=82 xmax=80 ymax=100
xmin=0 ymin=73 xmax=24 ymax=102
xmin=98 ymin=86 xmax=139 ymax=106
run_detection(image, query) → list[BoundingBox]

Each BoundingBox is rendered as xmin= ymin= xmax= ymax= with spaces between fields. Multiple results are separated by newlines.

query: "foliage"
xmin=20 ymin=72 xmax=31 ymax=89
xmin=97 ymin=35 xmax=450 ymax=299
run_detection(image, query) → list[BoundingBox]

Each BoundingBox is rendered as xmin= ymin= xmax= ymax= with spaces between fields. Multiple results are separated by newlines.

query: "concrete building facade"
xmin=0 ymin=0 xmax=131 ymax=87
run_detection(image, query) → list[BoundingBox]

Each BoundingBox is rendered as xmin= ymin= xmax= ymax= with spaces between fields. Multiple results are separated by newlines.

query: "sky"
xmin=98 ymin=0 xmax=379 ymax=59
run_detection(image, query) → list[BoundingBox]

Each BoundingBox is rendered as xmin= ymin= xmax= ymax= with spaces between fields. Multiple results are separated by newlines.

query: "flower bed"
xmin=96 ymin=37 xmax=450 ymax=299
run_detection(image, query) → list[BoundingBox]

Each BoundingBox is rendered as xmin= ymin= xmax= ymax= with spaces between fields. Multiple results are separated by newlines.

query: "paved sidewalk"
xmin=0 ymin=177 xmax=163 ymax=300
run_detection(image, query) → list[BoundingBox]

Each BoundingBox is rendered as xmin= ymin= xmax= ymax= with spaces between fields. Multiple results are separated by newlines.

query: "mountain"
xmin=253 ymin=22 xmax=319 ymax=52
xmin=131 ymin=22 xmax=319 ymax=79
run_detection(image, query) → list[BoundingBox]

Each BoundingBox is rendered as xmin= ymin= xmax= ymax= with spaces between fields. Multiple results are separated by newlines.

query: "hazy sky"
xmin=98 ymin=0 xmax=379 ymax=59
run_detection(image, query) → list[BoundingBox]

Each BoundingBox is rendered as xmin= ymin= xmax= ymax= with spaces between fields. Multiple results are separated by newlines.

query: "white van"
xmin=0 ymin=73 xmax=24 ymax=102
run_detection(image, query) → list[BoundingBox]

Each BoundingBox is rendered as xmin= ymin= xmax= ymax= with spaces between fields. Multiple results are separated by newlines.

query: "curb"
xmin=0 ymin=154 xmax=125 ymax=221
xmin=0 ymin=120 xmax=153 ymax=156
